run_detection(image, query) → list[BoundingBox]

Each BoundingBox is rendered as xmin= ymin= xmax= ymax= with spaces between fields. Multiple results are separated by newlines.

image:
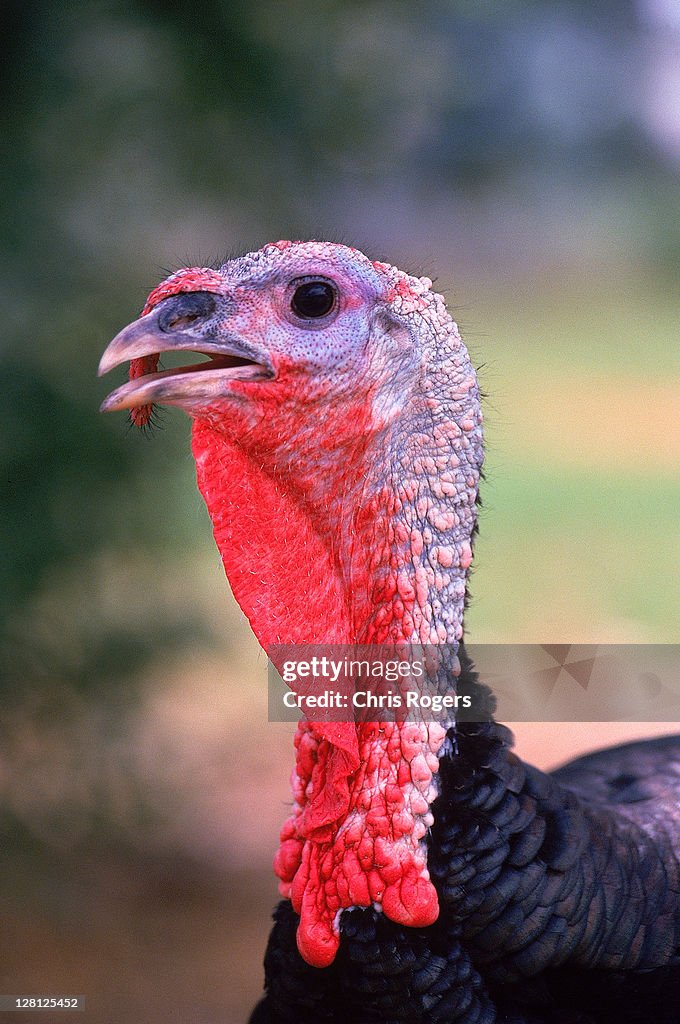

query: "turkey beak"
xmin=98 ymin=291 xmax=273 ymax=414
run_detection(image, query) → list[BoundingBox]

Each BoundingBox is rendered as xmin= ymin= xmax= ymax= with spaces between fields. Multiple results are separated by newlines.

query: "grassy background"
xmin=464 ymin=270 xmax=680 ymax=643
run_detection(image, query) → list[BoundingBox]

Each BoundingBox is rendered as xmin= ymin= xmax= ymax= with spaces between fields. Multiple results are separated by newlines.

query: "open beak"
xmin=98 ymin=293 xmax=273 ymax=415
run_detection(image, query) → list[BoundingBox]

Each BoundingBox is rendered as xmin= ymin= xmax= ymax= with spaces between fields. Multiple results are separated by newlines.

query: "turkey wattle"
xmin=99 ymin=241 xmax=680 ymax=1023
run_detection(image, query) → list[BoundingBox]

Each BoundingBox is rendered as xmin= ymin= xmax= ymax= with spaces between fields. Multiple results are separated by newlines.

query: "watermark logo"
xmin=267 ymin=644 xmax=680 ymax=723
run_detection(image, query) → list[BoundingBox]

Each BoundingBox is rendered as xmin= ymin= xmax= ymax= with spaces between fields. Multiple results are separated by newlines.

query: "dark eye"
xmin=290 ymin=280 xmax=337 ymax=319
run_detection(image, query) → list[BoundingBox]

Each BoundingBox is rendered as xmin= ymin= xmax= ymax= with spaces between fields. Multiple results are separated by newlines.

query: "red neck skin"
xmin=191 ymin=357 xmax=482 ymax=966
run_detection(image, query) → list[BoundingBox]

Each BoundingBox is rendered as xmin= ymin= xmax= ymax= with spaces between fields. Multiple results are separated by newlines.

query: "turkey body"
xmin=97 ymin=241 xmax=680 ymax=1024
xmin=250 ymin=659 xmax=680 ymax=1024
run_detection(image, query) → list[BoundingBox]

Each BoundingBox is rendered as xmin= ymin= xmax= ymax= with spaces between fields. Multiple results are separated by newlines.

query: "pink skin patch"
xmin=275 ymin=719 xmax=446 ymax=966
xmin=113 ymin=241 xmax=484 ymax=968
xmin=129 ymin=267 xmax=224 ymax=427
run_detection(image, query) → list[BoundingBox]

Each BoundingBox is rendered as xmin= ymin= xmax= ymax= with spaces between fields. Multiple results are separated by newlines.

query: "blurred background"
xmin=1 ymin=1 xmax=679 ymax=1021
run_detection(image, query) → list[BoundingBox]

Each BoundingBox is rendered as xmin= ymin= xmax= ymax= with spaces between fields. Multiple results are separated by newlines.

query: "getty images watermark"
xmin=267 ymin=644 xmax=680 ymax=723
xmin=277 ymin=649 xmax=468 ymax=715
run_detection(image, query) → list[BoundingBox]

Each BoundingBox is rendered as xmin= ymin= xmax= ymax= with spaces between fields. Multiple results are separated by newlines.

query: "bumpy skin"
xmin=98 ymin=242 xmax=680 ymax=1022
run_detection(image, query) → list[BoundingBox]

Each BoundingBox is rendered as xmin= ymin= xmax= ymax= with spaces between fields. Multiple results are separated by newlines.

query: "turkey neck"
xmin=190 ymin=302 xmax=484 ymax=968
xmin=191 ymin=375 xmax=483 ymax=655
xmin=347 ymin=413 xmax=480 ymax=649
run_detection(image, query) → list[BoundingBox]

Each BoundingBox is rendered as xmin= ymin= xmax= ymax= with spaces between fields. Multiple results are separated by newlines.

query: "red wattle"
xmin=274 ymin=719 xmax=446 ymax=968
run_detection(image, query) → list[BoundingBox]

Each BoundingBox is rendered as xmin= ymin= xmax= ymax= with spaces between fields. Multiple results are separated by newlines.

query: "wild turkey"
xmin=99 ymin=241 xmax=680 ymax=1023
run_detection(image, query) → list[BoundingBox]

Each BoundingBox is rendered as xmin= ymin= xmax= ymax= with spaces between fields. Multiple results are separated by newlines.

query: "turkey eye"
xmin=290 ymin=281 xmax=336 ymax=319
